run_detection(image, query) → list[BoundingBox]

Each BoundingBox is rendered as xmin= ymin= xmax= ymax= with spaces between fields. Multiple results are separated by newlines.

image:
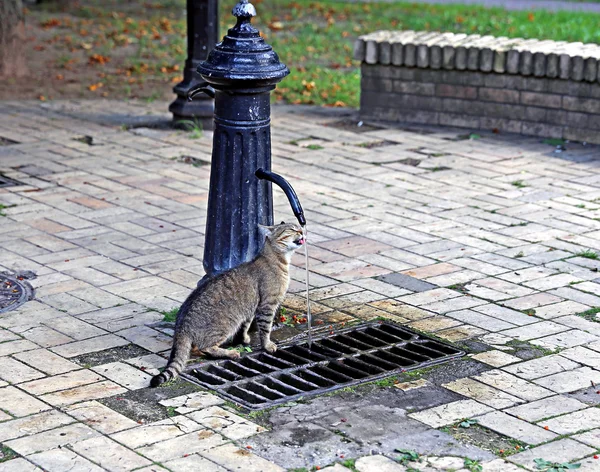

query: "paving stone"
xmin=573 ymin=429 xmax=600 ymax=448
xmin=398 ymin=288 xmax=461 ymax=306
xmin=187 ymin=406 xmax=266 ymax=440
xmin=475 ymin=370 xmax=553 ymax=401
xmin=13 ymin=349 xmax=80 ymax=375
xmin=560 ymin=346 xmax=600 ymax=369
xmin=91 ymin=361 xmax=153 ymax=390
xmin=477 ymin=410 xmax=557 ymax=445
xmin=0 ymin=386 xmax=52 ymax=417
xmin=507 ymin=439 xmax=595 ymax=469
xmin=504 ymin=395 xmax=588 ymax=423
xmin=500 ymin=321 xmax=569 ymax=341
xmin=369 ymin=299 xmax=433 ymax=320
xmin=543 ymin=408 xmax=600 ymax=435
xmin=470 ymin=350 xmax=521 ymax=367
xmin=0 ymin=410 xmax=74 ymax=442
xmin=64 ymin=400 xmax=138 ymax=434
xmin=503 ymin=354 xmax=581 ymax=380
xmin=0 ymin=357 xmax=45 ymax=384
xmin=437 ymin=325 xmax=487 ymax=341
xmin=532 ymin=328 xmax=599 ymax=349
xmin=163 ymin=454 xmax=229 ymax=472
xmin=533 ymin=367 xmax=600 ymax=393
xmin=0 ymin=340 xmax=39 ymax=356
xmin=355 ymin=455 xmax=406 ymax=472
xmin=5 ymin=423 xmax=100 ymax=455
xmin=28 ymin=449 xmax=105 ymax=472
xmin=0 ymin=458 xmax=42 ymax=472
xmin=116 ymin=326 xmax=172 ymax=352
xmin=201 ymin=443 xmax=286 ymax=472
xmin=394 ymin=379 xmax=430 ymax=391
xmin=443 ymin=378 xmax=523 ymax=409
xmin=41 ymin=380 xmax=127 ymax=406
xmin=503 ymin=293 xmax=563 ymax=310
xmin=136 ymin=430 xmax=226 ymax=462
xmin=50 ymin=334 xmax=129 ymax=358
xmin=473 ymin=304 xmax=537 ymax=326
xmin=408 ymin=399 xmax=493 ymax=428
xmin=446 ymin=309 xmax=514 ymax=331
xmin=481 ymin=459 xmax=523 ymax=472
xmin=419 ymin=296 xmax=486 ymax=314
xmin=20 ymin=369 xmax=103 ymax=395
xmin=111 ymin=416 xmax=201 ymax=449
xmin=20 ymin=326 xmax=74 ymax=348
xmin=408 ymin=316 xmax=462 ymax=332
xmin=123 ymin=353 xmax=166 ymax=376
xmin=533 ymin=301 xmax=591 ymax=320
xmin=72 ymin=435 xmax=153 ymax=471
xmin=376 ymin=272 xmax=438 ymax=292
xmin=43 ymin=316 xmax=107 ymax=340
xmin=158 ymin=391 xmax=224 ymax=414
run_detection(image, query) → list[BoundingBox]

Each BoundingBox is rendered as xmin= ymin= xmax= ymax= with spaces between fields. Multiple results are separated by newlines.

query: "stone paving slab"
xmin=1 ymin=100 xmax=600 ymax=471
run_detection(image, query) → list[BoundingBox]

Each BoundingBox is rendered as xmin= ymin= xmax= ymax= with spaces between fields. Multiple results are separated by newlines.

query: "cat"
xmin=150 ymin=222 xmax=305 ymax=387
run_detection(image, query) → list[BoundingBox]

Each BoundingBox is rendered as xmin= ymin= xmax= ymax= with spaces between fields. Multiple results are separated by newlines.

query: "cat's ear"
xmin=258 ymin=224 xmax=276 ymax=239
xmin=280 ymin=221 xmax=285 ymax=225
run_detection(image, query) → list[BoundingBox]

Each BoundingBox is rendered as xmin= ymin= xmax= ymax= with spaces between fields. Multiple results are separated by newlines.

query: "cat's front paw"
xmin=242 ymin=333 xmax=251 ymax=345
xmin=227 ymin=350 xmax=241 ymax=360
xmin=264 ymin=341 xmax=277 ymax=353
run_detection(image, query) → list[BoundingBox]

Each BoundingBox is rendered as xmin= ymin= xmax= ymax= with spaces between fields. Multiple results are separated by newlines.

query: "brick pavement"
xmin=1 ymin=100 xmax=600 ymax=470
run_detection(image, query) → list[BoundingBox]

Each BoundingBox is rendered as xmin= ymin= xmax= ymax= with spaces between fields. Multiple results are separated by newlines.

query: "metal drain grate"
xmin=182 ymin=321 xmax=464 ymax=409
xmin=0 ymin=273 xmax=34 ymax=314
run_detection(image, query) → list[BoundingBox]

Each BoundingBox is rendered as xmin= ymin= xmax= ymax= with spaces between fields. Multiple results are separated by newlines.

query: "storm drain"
xmin=182 ymin=321 xmax=464 ymax=409
xmin=0 ymin=273 xmax=34 ymax=314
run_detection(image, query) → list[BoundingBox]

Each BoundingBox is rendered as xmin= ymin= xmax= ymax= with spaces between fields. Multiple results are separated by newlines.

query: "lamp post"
xmin=169 ymin=0 xmax=219 ymax=129
xmin=189 ymin=0 xmax=289 ymax=276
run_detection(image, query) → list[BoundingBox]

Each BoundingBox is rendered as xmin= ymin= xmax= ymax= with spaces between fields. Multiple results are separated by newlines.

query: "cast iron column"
xmin=169 ymin=0 xmax=219 ymax=129
xmin=197 ymin=0 xmax=289 ymax=276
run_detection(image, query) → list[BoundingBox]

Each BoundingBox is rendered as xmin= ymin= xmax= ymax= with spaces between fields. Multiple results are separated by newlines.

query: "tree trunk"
xmin=0 ymin=0 xmax=27 ymax=78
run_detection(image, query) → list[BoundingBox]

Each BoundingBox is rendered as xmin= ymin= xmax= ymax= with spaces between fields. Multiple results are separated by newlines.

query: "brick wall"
xmin=357 ymin=32 xmax=600 ymax=144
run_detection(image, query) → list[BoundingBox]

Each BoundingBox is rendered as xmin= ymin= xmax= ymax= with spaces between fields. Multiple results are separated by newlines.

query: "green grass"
xmin=511 ymin=180 xmax=527 ymax=188
xmin=575 ymin=249 xmax=599 ymax=259
xmin=464 ymin=458 xmax=483 ymax=472
xmin=0 ymin=445 xmax=18 ymax=463
xmin=31 ymin=0 xmax=600 ymax=106
xmin=575 ymin=306 xmax=600 ymax=322
xmin=161 ymin=307 xmax=179 ymax=322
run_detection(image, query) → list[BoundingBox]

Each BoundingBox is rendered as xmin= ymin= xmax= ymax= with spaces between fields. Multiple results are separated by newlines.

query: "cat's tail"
xmin=150 ymin=334 xmax=192 ymax=388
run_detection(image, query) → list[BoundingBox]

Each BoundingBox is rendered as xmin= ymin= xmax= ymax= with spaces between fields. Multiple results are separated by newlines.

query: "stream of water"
xmin=302 ymin=225 xmax=312 ymax=349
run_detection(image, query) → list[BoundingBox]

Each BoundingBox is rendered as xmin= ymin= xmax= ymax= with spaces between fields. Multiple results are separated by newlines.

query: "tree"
xmin=0 ymin=0 xmax=27 ymax=77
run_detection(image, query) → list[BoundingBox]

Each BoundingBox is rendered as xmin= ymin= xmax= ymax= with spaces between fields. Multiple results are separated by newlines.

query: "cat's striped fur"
xmin=150 ymin=223 xmax=305 ymax=387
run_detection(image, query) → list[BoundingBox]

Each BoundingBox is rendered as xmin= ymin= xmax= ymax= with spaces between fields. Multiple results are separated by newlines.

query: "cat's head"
xmin=259 ymin=222 xmax=305 ymax=254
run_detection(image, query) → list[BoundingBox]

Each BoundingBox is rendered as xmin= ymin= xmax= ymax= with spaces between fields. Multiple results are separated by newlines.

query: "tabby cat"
xmin=150 ymin=222 xmax=305 ymax=387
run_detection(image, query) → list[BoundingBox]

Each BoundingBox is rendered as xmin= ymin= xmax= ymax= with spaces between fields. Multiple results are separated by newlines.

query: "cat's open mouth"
xmin=294 ymin=237 xmax=305 ymax=246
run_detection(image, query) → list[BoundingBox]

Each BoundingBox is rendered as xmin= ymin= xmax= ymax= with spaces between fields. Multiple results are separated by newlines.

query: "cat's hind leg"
xmin=240 ymin=319 xmax=252 ymax=345
xmin=256 ymin=308 xmax=277 ymax=353
xmin=204 ymin=345 xmax=240 ymax=360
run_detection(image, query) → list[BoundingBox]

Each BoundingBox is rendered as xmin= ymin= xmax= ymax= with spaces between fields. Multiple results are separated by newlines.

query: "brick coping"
xmin=354 ymin=31 xmax=600 ymax=83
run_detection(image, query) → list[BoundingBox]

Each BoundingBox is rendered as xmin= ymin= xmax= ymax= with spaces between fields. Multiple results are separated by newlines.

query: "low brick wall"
xmin=355 ymin=32 xmax=600 ymax=144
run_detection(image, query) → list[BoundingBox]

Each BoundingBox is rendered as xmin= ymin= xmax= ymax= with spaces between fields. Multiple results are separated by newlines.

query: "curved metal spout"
xmin=255 ymin=168 xmax=306 ymax=226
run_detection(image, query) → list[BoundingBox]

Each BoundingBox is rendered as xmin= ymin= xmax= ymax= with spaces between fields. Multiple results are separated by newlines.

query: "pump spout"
xmin=255 ymin=168 xmax=306 ymax=226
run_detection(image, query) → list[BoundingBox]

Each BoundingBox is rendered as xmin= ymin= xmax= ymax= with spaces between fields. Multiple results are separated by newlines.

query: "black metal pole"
xmin=169 ymin=0 xmax=219 ymax=129
xmin=194 ymin=0 xmax=289 ymax=276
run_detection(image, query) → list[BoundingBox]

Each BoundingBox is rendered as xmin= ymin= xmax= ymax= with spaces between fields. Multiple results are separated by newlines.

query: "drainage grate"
xmin=0 ymin=273 xmax=34 ymax=314
xmin=182 ymin=321 xmax=464 ymax=409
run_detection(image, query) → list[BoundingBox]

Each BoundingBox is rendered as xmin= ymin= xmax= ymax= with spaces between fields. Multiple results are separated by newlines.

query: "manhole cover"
xmin=0 ymin=273 xmax=34 ymax=314
xmin=182 ymin=321 xmax=464 ymax=410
